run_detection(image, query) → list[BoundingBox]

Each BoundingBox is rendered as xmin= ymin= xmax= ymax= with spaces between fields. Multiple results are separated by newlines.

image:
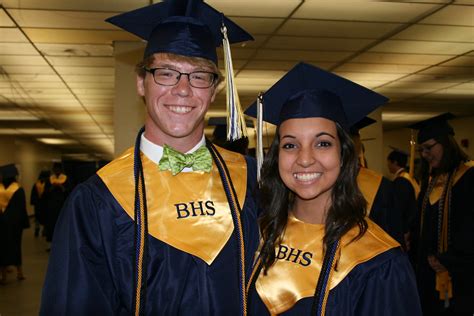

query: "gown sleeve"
xmin=40 ymin=179 xmax=124 ymax=316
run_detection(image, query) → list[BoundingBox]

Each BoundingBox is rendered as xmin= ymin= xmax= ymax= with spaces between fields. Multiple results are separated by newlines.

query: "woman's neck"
xmin=292 ymin=195 xmax=331 ymax=225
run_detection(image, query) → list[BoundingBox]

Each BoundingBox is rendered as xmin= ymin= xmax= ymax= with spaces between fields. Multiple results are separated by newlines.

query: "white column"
xmin=113 ymin=41 xmax=146 ymax=156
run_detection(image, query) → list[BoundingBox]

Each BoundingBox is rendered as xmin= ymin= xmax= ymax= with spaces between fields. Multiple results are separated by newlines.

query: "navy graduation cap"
xmin=244 ymin=62 xmax=388 ymax=130
xmin=0 ymin=164 xmax=18 ymax=178
xmin=350 ymin=117 xmax=377 ymax=135
xmin=410 ymin=113 xmax=455 ymax=144
xmin=106 ymin=0 xmax=253 ymax=64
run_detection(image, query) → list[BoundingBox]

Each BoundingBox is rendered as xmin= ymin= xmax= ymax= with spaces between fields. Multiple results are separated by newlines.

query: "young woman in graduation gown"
xmin=245 ymin=62 xmax=422 ymax=316
xmin=411 ymin=113 xmax=474 ymax=315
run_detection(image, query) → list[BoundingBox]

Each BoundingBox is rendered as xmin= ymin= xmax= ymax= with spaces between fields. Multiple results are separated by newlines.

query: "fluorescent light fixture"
xmin=37 ymin=138 xmax=78 ymax=145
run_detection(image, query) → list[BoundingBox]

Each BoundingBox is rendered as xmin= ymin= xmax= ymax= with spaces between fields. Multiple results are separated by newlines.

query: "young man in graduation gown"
xmin=0 ymin=164 xmax=30 ymax=284
xmin=40 ymin=1 xmax=259 ymax=315
xmin=387 ymin=148 xmax=419 ymax=251
xmin=411 ymin=113 xmax=474 ymax=315
xmin=351 ymin=119 xmax=404 ymax=245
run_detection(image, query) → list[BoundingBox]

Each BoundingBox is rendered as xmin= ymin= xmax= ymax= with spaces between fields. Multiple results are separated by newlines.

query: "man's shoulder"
xmin=97 ymin=147 xmax=134 ymax=180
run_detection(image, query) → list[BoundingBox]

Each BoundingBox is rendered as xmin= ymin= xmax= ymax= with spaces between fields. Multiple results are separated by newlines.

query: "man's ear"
xmin=136 ymin=74 xmax=145 ymax=97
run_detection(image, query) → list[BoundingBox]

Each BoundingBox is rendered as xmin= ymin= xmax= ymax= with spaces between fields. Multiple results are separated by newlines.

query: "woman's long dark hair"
xmin=420 ymin=134 xmax=469 ymax=187
xmin=259 ymin=121 xmax=368 ymax=272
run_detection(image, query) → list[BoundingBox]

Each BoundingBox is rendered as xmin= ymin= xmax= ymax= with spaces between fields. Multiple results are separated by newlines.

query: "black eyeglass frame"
xmin=416 ymin=141 xmax=439 ymax=153
xmin=143 ymin=67 xmax=218 ymax=89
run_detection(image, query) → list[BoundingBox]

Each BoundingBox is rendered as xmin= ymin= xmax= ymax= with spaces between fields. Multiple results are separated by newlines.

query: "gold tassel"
xmin=221 ymin=23 xmax=247 ymax=141
xmin=436 ymin=271 xmax=452 ymax=307
xmin=256 ymin=92 xmax=264 ymax=182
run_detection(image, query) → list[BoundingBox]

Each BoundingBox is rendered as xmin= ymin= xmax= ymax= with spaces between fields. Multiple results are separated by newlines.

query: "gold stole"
xmin=398 ymin=171 xmax=420 ymax=199
xmin=0 ymin=182 xmax=20 ymax=212
xmin=98 ymin=146 xmax=247 ymax=265
xmin=50 ymin=174 xmax=67 ymax=185
xmin=357 ymin=167 xmax=382 ymax=215
xmin=35 ymin=181 xmax=45 ymax=198
xmin=429 ymin=162 xmax=473 ymax=205
xmin=256 ymin=216 xmax=399 ymax=315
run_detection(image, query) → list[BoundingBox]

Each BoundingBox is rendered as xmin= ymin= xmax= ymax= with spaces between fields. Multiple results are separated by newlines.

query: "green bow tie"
xmin=159 ymin=144 xmax=212 ymax=175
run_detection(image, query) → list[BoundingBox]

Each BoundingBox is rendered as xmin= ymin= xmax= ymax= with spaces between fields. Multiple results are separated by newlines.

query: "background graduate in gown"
xmin=0 ymin=164 xmax=29 ymax=284
xmin=411 ymin=113 xmax=474 ymax=315
xmin=245 ymin=62 xmax=421 ymax=315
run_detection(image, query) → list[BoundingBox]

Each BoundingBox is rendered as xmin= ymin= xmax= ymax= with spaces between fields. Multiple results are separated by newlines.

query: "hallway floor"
xmin=0 ymin=225 xmax=49 ymax=316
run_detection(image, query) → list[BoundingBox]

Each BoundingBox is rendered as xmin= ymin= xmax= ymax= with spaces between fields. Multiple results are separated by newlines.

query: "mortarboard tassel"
xmin=221 ymin=22 xmax=248 ymax=141
xmin=256 ymin=92 xmax=264 ymax=182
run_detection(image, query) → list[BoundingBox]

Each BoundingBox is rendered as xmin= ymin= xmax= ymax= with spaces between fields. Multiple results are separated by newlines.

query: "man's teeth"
xmin=293 ymin=173 xmax=322 ymax=181
xmin=169 ymin=106 xmax=191 ymax=114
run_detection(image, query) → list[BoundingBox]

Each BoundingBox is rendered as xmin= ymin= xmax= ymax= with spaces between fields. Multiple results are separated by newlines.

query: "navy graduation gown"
xmin=40 ymin=150 xmax=259 ymax=315
xmin=249 ymin=248 xmax=421 ymax=315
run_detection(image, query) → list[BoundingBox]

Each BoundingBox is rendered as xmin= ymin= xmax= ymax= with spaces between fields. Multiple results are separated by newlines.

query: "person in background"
xmin=411 ymin=113 xmax=474 ymax=315
xmin=0 ymin=164 xmax=30 ymax=284
xmin=44 ymin=162 xmax=69 ymax=247
xmin=351 ymin=118 xmax=404 ymax=245
xmin=387 ymin=148 xmax=419 ymax=252
xmin=30 ymin=170 xmax=50 ymax=238
xmin=245 ymin=62 xmax=421 ymax=315
xmin=41 ymin=0 xmax=259 ymax=315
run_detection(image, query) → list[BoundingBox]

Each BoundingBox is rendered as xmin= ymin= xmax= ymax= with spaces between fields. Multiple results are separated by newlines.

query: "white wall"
xmin=0 ymin=136 xmax=61 ymax=215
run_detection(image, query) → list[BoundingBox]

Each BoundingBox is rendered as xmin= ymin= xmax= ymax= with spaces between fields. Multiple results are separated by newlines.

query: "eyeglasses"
xmin=143 ymin=67 xmax=217 ymax=89
xmin=416 ymin=142 xmax=438 ymax=153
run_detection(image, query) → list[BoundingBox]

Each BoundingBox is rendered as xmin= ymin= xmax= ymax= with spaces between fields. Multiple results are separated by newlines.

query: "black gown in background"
xmin=0 ymin=184 xmax=30 ymax=267
xmin=44 ymin=174 xmax=70 ymax=242
xmin=414 ymin=163 xmax=474 ymax=315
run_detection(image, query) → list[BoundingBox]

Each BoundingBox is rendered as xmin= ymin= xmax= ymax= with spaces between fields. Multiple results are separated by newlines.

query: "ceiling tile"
xmin=7 ymin=9 xmax=117 ymax=29
xmin=61 ymin=75 xmax=113 ymax=83
xmin=295 ymin=2 xmax=439 ymax=22
xmin=37 ymin=43 xmax=113 ymax=57
xmin=336 ymin=63 xmax=427 ymax=74
xmin=0 ymin=42 xmax=40 ymax=55
xmin=420 ymin=4 xmax=474 ymax=26
xmin=0 ymin=10 xmax=15 ymax=27
xmin=2 ymin=0 xmax=149 ymax=11
xmin=55 ymin=66 xmax=114 ymax=75
xmin=23 ymin=28 xmax=137 ymax=44
xmin=278 ymin=20 xmax=401 ymax=38
xmin=3 ymin=65 xmax=55 ymax=75
xmin=264 ymin=36 xmax=373 ymax=50
xmin=370 ymin=40 xmax=473 ymax=54
xmin=440 ymin=56 xmax=474 ymax=67
xmin=334 ymin=71 xmax=406 ymax=82
xmin=231 ymin=17 xmax=284 ymax=35
xmin=0 ymin=55 xmax=48 ymax=66
xmin=208 ymin=0 xmax=300 ymax=17
xmin=0 ymin=27 xmax=29 ymax=42
xmin=253 ymin=49 xmax=352 ymax=62
xmin=351 ymin=52 xmax=455 ymax=65
xmin=46 ymin=56 xmax=114 ymax=67
xmin=393 ymin=25 xmax=474 ymax=42
xmin=245 ymin=60 xmax=334 ymax=71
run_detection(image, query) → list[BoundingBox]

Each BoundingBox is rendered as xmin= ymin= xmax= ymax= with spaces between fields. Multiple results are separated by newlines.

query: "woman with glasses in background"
xmin=411 ymin=113 xmax=474 ymax=315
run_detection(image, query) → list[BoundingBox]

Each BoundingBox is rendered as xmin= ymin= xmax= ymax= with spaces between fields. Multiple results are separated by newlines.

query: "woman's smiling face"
xmin=278 ymin=117 xmax=341 ymax=204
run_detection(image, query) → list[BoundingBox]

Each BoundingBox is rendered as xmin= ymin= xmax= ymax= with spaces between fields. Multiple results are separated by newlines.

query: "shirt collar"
xmin=140 ymin=134 xmax=206 ymax=165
